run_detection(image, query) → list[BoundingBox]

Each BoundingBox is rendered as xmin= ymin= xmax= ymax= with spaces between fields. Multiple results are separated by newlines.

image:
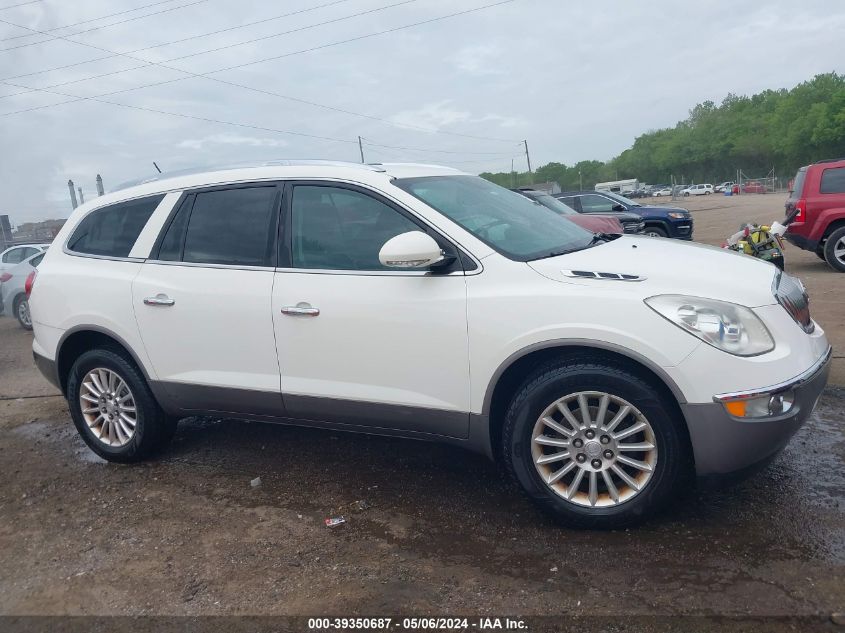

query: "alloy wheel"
xmin=531 ymin=391 xmax=658 ymax=507
xmin=17 ymin=300 xmax=31 ymax=327
xmin=79 ymin=368 xmax=137 ymax=447
xmin=834 ymin=236 xmax=845 ymax=265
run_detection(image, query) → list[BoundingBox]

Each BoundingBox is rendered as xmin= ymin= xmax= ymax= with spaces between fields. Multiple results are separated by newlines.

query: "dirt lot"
xmin=1 ymin=195 xmax=843 ymax=631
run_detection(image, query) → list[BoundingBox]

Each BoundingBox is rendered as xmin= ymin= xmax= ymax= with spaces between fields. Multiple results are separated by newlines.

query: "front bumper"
xmin=670 ymin=219 xmax=694 ymax=240
xmin=680 ymin=346 xmax=831 ymax=478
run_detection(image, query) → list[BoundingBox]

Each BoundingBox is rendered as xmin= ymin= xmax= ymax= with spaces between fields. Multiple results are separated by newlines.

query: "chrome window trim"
xmin=143 ymin=259 xmax=275 ymax=272
xmin=273 ymin=266 xmax=472 ymax=277
xmin=61 ymin=246 xmax=146 ymax=263
xmin=713 ymin=346 xmax=832 ymax=402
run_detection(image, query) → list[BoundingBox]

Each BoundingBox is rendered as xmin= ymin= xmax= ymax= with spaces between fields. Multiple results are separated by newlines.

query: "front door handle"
xmin=281 ymin=302 xmax=319 ymax=317
xmin=143 ymin=294 xmax=175 ymax=307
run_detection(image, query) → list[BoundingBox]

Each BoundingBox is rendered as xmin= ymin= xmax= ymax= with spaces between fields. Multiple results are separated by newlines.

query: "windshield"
xmin=394 ymin=176 xmax=596 ymax=261
xmin=600 ymin=191 xmax=640 ymax=207
xmin=526 ymin=192 xmax=577 ymax=216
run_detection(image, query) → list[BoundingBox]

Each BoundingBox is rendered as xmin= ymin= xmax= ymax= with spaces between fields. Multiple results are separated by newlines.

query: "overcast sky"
xmin=0 ymin=0 xmax=843 ymax=224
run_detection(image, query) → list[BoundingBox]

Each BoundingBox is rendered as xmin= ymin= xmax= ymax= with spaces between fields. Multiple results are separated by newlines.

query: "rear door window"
xmin=67 ymin=195 xmax=164 ymax=258
xmin=159 ymin=186 xmax=279 ymax=267
xmin=820 ymin=167 xmax=845 ymax=194
xmin=3 ymin=247 xmax=25 ymax=264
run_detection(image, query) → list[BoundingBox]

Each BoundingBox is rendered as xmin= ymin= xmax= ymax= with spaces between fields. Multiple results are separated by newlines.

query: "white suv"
xmin=29 ymin=161 xmax=831 ymax=528
xmin=681 ymin=184 xmax=714 ymax=196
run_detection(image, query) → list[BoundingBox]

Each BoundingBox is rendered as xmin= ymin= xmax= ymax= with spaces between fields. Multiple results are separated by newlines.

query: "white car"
xmin=0 ymin=250 xmax=45 ymax=329
xmin=0 ymin=243 xmax=49 ymax=274
xmin=28 ymin=161 xmax=830 ymax=528
xmin=651 ymin=188 xmax=673 ymax=197
xmin=715 ymin=181 xmax=735 ymax=193
xmin=681 ymin=184 xmax=714 ymax=196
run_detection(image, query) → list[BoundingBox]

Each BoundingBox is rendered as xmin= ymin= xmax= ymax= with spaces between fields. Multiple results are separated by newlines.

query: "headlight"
xmin=667 ymin=212 xmax=688 ymax=219
xmin=645 ymin=295 xmax=774 ymax=356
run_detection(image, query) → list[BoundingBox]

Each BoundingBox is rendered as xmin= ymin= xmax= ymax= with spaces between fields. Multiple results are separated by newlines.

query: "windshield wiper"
xmin=534 ymin=234 xmax=616 ymax=260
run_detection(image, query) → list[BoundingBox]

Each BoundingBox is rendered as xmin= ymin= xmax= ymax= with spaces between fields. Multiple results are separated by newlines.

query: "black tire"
xmin=67 ymin=347 xmax=176 ymax=463
xmin=643 ymin=226 xmax=668 ymax=238
xmin=13 ymin=295 xmax=32 ymax=330
xmin=502 ymin=359 xmax=690 ymax=529
xmin=822 ymin=226 xmax=845 ymax=272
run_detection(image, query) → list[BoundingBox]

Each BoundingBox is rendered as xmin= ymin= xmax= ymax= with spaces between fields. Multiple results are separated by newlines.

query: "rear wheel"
xmin=502 ymin=360 xmax=689 ymax=529
xmin=13 ymin=295 xmax=32 ymax=330
xmin=67 ymin=348 xmax=176 ymax=462
xmin=823 ymin=227 xmax=845 ymax=272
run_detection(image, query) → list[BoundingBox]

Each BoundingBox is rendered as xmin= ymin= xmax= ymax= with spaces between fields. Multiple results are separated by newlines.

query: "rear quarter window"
xmin=820 ymin=167 xmax=845 ymax=194
xmin=67 ymin=195 xmax=164 ymax=258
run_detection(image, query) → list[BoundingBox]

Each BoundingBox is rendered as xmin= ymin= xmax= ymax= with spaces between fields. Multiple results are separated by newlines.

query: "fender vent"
xmin=563 ymin=270 xmax=646 ymax=282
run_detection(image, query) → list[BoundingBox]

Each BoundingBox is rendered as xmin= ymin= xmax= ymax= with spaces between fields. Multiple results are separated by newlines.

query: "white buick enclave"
xmin=29 ymin=161 xmax=830 ymax=528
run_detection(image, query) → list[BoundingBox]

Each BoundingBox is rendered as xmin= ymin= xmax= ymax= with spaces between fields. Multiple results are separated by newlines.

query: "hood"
xmin=565 ymin=214 xmax=623 ymax=234
xmin=631 ymin=204 xmax=688 ymax=216
xmin=527 ymin=236 xmax=779 ymax=307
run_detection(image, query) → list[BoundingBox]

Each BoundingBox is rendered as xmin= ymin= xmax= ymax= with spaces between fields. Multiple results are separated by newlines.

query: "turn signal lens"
xmin=721 ymin=391 xmax=795 ymax=419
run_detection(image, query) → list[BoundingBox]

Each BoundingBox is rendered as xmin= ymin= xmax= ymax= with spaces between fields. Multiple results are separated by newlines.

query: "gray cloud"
xmin=0 ymin=0 xmax=843 ymax=224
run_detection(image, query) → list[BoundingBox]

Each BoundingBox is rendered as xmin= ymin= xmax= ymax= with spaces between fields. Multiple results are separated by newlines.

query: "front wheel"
xmin=67 ymin=348 xmax=176 ymax=462
xmin=643 ymin=226 xmax=668 ymax=238
xmin=502 ymin=360 xmax=689 ymax=529
xmin=823 ymin=226 xmax=845 ymax=272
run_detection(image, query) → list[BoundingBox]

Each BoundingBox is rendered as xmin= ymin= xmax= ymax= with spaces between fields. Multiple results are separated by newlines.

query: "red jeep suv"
xmin=784 ymin=158 xmax=845 ymax=272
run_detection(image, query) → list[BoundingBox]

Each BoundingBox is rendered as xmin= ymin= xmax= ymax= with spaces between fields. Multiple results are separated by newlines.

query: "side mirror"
xmin=379 ymin=231 xmax=445 ymax=268
xmin=612 ymin=203 xmax=626 ymax=212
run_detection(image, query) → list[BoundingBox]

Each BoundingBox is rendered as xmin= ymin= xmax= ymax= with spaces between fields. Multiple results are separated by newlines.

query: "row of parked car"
xmin=624 ymin=181 xmax=767 ymax=198
xmin=0 ymin=242 xmax=50 ymax=329
xmin=515 ymin=188 xmax=694 ymax=240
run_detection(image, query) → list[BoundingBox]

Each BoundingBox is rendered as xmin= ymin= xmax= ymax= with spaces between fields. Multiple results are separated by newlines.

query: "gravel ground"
xmin=0 ymin=193 xmax=843 ymax=631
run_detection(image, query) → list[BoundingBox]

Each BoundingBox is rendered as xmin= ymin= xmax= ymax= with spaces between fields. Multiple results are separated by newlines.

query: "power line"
xmin=1 ymin=0 xmax=519 ymax=144
xmin=0 ymin=0 xmax=180 ymax=42
xmin=0 ymin=0 xmax=418 ymax=97
xmin=361 ymin=137 xmax=519 ymax=155
xmin=1 ymin=0 xmax=355 ymax=76
xmin=0 ymin=0 xmax=209 ymax=51
xmin=0 ymin=0 xmax=41 ymax=10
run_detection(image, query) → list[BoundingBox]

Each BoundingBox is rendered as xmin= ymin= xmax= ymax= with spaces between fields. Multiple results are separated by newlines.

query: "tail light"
xmin=0 ymin=272 xmax=11 ymax=283
xmin=793 ymin=199 xmax=806 ymax=222
xmin=24 ymin=269 xmax=37 ymax=297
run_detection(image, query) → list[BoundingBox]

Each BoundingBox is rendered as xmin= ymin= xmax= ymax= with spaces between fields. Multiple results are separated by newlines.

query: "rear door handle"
xmin=281 ymin=303 xmax=319 ymax=317
xmin=143 ymin=294 xmax=175 ymax=307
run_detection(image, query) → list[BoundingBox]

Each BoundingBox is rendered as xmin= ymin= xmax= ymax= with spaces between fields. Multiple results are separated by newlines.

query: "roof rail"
xmin=112 ymin=159 xmax=386 ymax=192
xmin=814 ymin=157 xmax=845 ymax=164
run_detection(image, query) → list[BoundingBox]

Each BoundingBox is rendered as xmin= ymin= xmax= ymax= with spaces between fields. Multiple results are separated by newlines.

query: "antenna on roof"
xmin=153 ymin=161 xmax=162 ymax=174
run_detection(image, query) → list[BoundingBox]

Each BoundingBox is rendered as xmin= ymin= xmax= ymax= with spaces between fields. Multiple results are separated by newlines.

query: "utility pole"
xmin=68 ymin=179 xmax=78 ymax=209
xmin=511 ymin=159 xmax=515 ymax=187
xmin=358 ymin=136 xmax=365 ymax=164
xmin=78 ymin=186 xmax=85 ymax=204
xmin=523 ymin=140 xmax=533 ymax=183
xmin=579 ymin=169 xmax=583 ymax=191
xmin=96 ymin=174 xmax=104 ymax=196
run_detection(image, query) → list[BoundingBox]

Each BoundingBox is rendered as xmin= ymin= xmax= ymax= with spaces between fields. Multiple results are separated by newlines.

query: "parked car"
xmin=742 ymin=181 xmax=767 ymax=194
xmin=555 ymin=190 xmax=694 ymax=239
xmin=0 ymin=243 xmax=49 ymax=274
xmin=29 ymin=161 xmax=830 ymax=529
xmin=680 ymin=184 xmax=714 ymax=196
xmin=651 ymin=187 xmax=673 ymax=197
xmin=783 ymin=158 xmax=845 ymax=272
xmin=513 ymin=188 xmax=643 ymax=235
xmin=0 ymin=250 xmax=45 ymax=329
xmin=715 ymin=181 xmax=735 ymax=193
